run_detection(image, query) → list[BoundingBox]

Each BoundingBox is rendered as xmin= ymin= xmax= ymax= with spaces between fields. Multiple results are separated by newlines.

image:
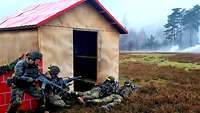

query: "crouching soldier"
xmin=87 ymin=80 xmax=139 ymax=111
xmin=6 ymin=51 xmax=46 ymax=113
xmin=77 ymin=76 xmax=119 ymax=104
xmin=44 ymin=65 xmax=67 ymax=108
xmin=45 ymin=65 xmax=83 ymax=108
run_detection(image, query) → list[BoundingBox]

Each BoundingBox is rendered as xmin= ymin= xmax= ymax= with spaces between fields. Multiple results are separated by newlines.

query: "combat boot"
xmin=99 ymin=105 xmax=111 ymax=111
xmin=6 ymin=104 xmax=19 ymax=113
xmin=77 ymin=97 xmax=85 ymax=105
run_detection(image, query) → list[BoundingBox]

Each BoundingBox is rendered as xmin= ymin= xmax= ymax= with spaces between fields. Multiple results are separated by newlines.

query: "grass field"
xmin=48 ymin=53 xmax=200 ymax=113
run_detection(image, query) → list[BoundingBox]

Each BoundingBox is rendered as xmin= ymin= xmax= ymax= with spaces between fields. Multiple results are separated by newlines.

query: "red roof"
xmin=0 ymin=0 xmax=127 ymax=34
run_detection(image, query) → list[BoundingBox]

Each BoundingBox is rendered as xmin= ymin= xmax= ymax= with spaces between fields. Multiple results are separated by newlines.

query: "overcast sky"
xmin=0 ymin=0 xmax=200 ymax=30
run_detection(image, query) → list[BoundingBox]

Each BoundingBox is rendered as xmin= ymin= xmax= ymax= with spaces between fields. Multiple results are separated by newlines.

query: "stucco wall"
xmin=0 ymin=30 xmax=38 ymax=65
xmin=38 ymin=26 xmax=73 ymax=77
xmin=97 ymin=31 xmax=119 ymax=84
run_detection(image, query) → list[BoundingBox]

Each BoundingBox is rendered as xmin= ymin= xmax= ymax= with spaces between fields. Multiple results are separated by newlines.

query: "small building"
xmin=0 ymin=0 xmax=127 ymax=90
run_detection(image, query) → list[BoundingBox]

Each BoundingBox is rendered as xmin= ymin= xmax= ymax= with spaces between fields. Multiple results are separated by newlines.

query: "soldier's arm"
xmin=14 ymin=61 xmax=25 ymax=77
xmin=0 ymin=58 xmax=21 ymax=75
xmin=8 ymin=57 xmax=23 ymax=71
xmin=0 ymin=65 xmax=10 ymax=75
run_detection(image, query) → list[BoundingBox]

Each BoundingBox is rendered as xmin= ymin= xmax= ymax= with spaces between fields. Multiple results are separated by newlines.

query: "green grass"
xmin=121 ymin=55 xmax=200 ymax=71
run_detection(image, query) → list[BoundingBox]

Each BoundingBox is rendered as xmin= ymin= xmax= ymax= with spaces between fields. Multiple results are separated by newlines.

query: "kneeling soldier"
xmin=6 ymin=51 xmax=46 ymax=113
xmin=44 ymin=65 xmax=67 ymax=108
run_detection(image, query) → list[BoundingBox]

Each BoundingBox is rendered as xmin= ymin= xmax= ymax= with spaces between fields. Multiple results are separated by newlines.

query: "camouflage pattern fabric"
xmin=7 ymin=85 xmax=43 ymax=113
xmin=0 ymin=65 xmax=10 ymax=75
xmin=61 ymin=91 xmax=80 ymax=106
xmin=14 ymin=59 xmax=40 ymax=79
xmin=87 ymin=83 xmax=139 ymax=111
xmin=118 ymin=85 xmax=135 ymax=99
xmin=48 ymin=94 xmax=66 ymax=107
xmin=79 ymin=80 xmax=119 ymax=101
xmin=44 ymin=74 xmax=68 ymax=107
xmin=80 ymin=87 xmax=101 ymax=100
xmin=99 ymin=80 xmax=119 ymax=97
xmin=7 ymin=57 xmax=44 ymax=113
xmin=89 ymin=94 xmax=122 ymax=106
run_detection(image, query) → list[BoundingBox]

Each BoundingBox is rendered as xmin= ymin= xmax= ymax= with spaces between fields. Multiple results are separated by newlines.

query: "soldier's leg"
xmin=27 ymin=86 xmax=46 ymax=111
xmin=77 ymin=88 xmax=100 ymax=104
xmin=100 ymin=94 xmax=123 ymax=111
xmin=82 ymin=88 xmax=100 ymax=100
xmin=27 ymin=86 xmax=43 ymax=98
xmin=87 ymin=94 xmax=115 ymax=104
xmin=48 ymin=94 xmax=66 ymax=107
xmin=7 ymin=86 xmax=24 ymax=113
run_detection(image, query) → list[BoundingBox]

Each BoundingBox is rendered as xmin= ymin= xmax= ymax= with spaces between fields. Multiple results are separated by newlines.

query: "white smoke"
xmin=168 ymin=44 xmax=200 ymax=53
xmin=169 ymin=45 xmax=179 ymax=52
xmin=182 ymin=45 xmax=200 ymax=53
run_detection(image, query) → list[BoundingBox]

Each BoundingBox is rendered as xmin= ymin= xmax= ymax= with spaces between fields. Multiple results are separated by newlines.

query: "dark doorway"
xmin=73 ymin=30 xmax=97 ymax=91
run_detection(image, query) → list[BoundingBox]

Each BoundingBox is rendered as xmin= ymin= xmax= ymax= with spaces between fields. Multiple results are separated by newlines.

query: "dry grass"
xmin=118 ymin=53 xmax=200 ymax=113
xmin=29 ymin=53 xmax=200 ymax=113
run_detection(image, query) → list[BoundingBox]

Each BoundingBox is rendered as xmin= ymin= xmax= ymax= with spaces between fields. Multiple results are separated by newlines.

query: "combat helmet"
xmin=27 ymin=51 xmax=42 ymax=61
xmin=48 ymin=65 xmax=60 ymax=76
xmin=124 ymin=80 xmax=132 ymax=87
xmin=106 ymin=76 xmax=115 ymax=82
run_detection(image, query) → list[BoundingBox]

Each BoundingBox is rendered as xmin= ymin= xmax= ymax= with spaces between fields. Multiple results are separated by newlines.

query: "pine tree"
xmin=164 ymin=8 xmax=185 ymax=46
xmin=182 ymin=5 xmax=200 ymax=47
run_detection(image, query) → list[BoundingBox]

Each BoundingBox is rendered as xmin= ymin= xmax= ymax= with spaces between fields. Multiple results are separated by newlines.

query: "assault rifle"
xmin=36 ymin=75 xmax=64 ymax=91
xmin=57 ymin=76 xmax=82 ymax=88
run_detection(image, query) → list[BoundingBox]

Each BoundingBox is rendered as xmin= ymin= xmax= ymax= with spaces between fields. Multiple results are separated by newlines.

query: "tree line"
xmin=164 ymin=5 xmax=200 ymax=49
xmin=120 ymin=5 xmax=200 ymax=51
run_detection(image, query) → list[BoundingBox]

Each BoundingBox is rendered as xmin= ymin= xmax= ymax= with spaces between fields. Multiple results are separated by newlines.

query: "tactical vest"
xmin=14 ymin=59 xmax=39 ymax=88
xmin=118 ymin=86 xmax=133 ymax=98
xmin=99 ymin=81 xmax=118 ymax=97
xmin=23 ymin=65 xmax=39 ymax=79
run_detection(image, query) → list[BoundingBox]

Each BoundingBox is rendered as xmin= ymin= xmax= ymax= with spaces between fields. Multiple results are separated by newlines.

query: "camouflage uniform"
xmin=44 ymin=65 xmax=67 ymax=108
xmin=78 ymin=76 xmax=119 ymax=103
xmin=45 ymin=76 xmax=67 ymax=108
xmin=7 ymin=52 xmax=44 ymax=113
xmin=49 ymin=73 xmax=83 ymax=106
xmin=87 ymin=80 xmax=139 ymax=111
xmin=79 ymin=87 xmax=102 ymax=100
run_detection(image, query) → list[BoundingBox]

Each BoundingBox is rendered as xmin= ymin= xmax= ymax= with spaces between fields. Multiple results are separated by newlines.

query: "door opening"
xmin=73 ymin=30 xmax=97 ymax=91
